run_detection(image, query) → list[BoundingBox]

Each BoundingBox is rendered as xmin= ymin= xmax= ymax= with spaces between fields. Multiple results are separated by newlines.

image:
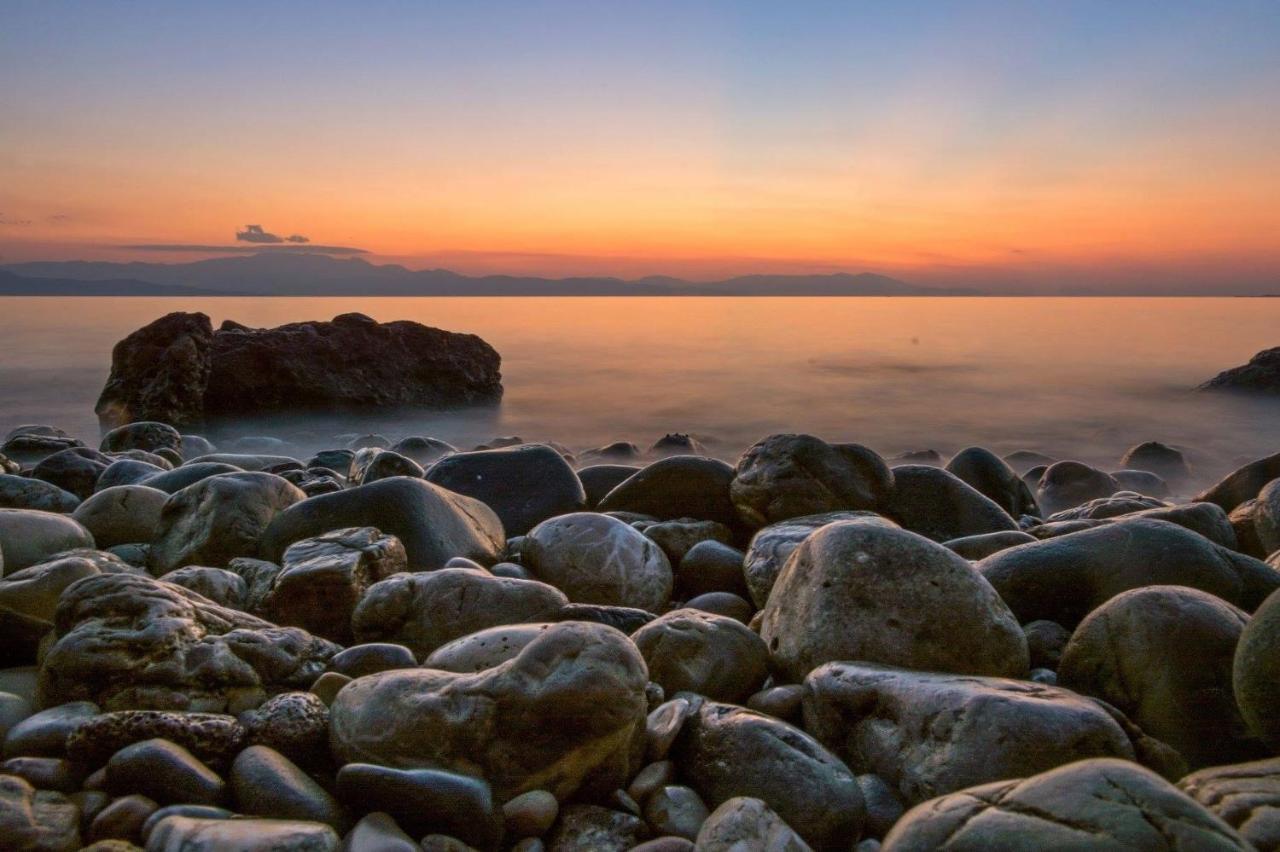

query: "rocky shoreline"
xmin=1 ymin=421 xmax=1280 ymax=850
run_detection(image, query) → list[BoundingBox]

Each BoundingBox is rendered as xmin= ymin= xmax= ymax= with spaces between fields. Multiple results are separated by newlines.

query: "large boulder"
xmin=71 ymin=485 xmax=167 ymax=548
xmin=883 ymin=465 xmax=1019 ymax=542
xmin=671 ymin=698 xmax=863 ymax=851
xmin=742 ymin=511 xmax=895 ymax=608
xmin=1200 ymin=347 xmax=1280 ymax=395
xmin=1059 ymin=586 xmax=1260 ymax=769
xmin=1035 ymin=461 xmax=1119 ymax=515
xmin=1120 ymin=441 xmax=1192 ymax=485
xmin=597 ymin=456 xmax=739 ymax=528
xmin=261 ymin=477 xmax=504 ymax=572
xmin=730 ymin=434 xmax=893 ymax=528
xmin=149 ymin=472 xmax=305 ymax=574
xmin=978 ymin=518 xmax=1280 ymax=627
xmin=330 ymin=621 xmax=648 ymax=802
xmin=424 ymin=444 xmax=585 ymax=536
xmin=95 ymin=312 xmax=214 ymax=431
xmin=1179 ymin=756 xmax=1280 ymax=851
xmin=351 ymin=566 xmax=569 ymax=659
xmin=759 ymin=521 xmax=1028 ymax=682
xmin=1198 ymin=452 xmax=1280 ymax=513
xmin=37 ymin=572 xmax=338 ymax=713
xmin=881 ymin=758 xmax=1249 ymax=851
xmin=944 ymin=446 xmax=1038 ymax=518
xmin=522 ymin=513 xmax=672 ymax=612
xmin=0 ymin=511 xmax=95 ymax=574
xmin=630 ymin=609 xmax=768 ymax=703
xmin=802 ymin=662 xmax=1164 ymax=805
xmin=1234 ymin=588 xmax=1280 ymax=750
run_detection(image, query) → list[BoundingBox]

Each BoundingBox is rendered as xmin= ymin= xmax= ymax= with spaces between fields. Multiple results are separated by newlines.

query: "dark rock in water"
xmin=425 ymin=444 xmax=586 ymax=536
xmin=1058 ymin=585 xmax=1261 ymax=769
xmin=1120 ymin=441 xmax=1192 ymax=484
xmin=880 ymin=758 xmax=1249 ymax=851
xmin=1002 ymin=449 xmax=1056 ymax=474
xmin=96 ymin=311 xmax=502 ymax=430
xmin=336 ymin=764 xmax=498 ymax=848
xmin=306 ymin=449 xmax=354 ymax=478
xmin=583 ymin=441 xmax=643 ymax=463
xmin=890 ymin=449 xmax=943 ymax=466
xmin=1035 ymin=460 xmax=1118 ymax=515
xmin=650 ymin=434 xmax=706 ymax=457
xmin=95 ymin=312 xmax=214 ymax=432
xmin=598 ymin=456 xmax=738 ymax=528
xmin=884 ymin=465 xmax=1019 ymax=543
xmin=1198 ymin=451 xmax=1280 ymax=512
xmin=945 ymin=447 xmax=1038 ymax=517
xmin=31 ymin=448 xmax=112 ymax=501
xmin=261 ymin=476 xmax=505 ymax=572
xmin=578 ymin=464 xmax=642 ymax=508
xmin=1201 ymin=347 xmax=1280 ymax=394
xmin=390 ymin=436 xmax=456 ymax=466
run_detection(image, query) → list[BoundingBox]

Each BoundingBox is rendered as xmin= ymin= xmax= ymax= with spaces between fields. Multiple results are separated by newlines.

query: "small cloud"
xmin=236 ymin=224 xmax=284 ymax=244
xmin=286 ymin=234 xmax=310 ymax=244
xmin=0 ymin=213 xmax=32 ymax=226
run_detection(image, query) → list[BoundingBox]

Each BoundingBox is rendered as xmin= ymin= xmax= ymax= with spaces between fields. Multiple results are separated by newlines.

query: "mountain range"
xmin=0 ymin=253 xmax=979 ymax=297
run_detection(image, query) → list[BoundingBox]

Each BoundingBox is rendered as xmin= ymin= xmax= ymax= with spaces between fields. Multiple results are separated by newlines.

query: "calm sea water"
xmin=2 ymin=296 xmax=1279 ymax=487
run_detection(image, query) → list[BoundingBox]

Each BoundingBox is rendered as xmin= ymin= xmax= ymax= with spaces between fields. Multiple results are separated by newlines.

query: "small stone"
xmin=3 ymin=701 xmax=98 ymax=758
xmin=0 ymin=756 xmax=83 ymax=792
xmin=230 ymin=745 xmax=347 ymax=829
xmin=138 ymin=805 xmax=233 ymax=844
xmin=342 ymin=811 xmax=417 ymax=852
xmin=88 ymin=794 xmax=157 ymax=844
xmin=682 ymin=592 xmax=753 ymax=623
xmin=546 ymin=804 xmax=647 ymax=851
xmin=628 ymin=760 xmax=676 ymax=806
xmin=310 ymin=673 xmax=351 ymax=705
xmin=104 ymin=738 xmax=225 ymax=805
xmin=327 ymin=643 xmax=418 ymax=678
xmin=643 ymin=785 xmax=709 ymax=840
xmin=503 ymin=789 xmax=559 ymax=839
xmin=238 ymin=692 xmax=329 ymax=765
xmin=694 ymin=796 xmax=812 ymax=852
xmin=143 ymin=815 xmax=340 ymax=851
xmin=335 ymin=763 xmax=500 ymax=849
xmin=0 ymin=773 xmax=80 ymax=852
xmin=646 ymin=698 xmax=693 ymax=761
xmin=746 ymin=685 xmax=804 ymax=723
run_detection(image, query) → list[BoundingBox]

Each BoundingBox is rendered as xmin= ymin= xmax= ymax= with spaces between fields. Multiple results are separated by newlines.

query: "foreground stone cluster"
xmin=2 ymin=421 xmax=1280 ymax=850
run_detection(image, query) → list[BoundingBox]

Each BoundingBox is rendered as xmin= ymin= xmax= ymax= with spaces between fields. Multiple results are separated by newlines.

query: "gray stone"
xmin=0 ymin=475 xmax=80 ymax=513
xmin=884 ymin=465 xmax=1019 ymax=543
xmin=161 ymin=567 xmax=246 ymax=608
xmin=71 ymin=486 xmax=166 ymax=548
xmin=597 ymin=456 xmax=738 ymax=528
xmin=694 ymin=796 xmax=812 ymax=852
xmin=231 ymin=745 xmax=346 ymax=829
xmin=1234 ymin=588 xmax=1280 ymax=750
xmin=0 ymin=510 xmax=95 ymax=574
xmin=944 ymin=447 xmax=1038 ymax=518
xmin=105 ymin=738 xmax=225 ymax=805
xmin=335 ymin=764 xmax=498 ymax=849
xmin=1179 ymin=756 xmax=1280 ymax=852
xmin=631 ymin=609 xmax=767 ymax=703
xmin=0 ymin=772 xmax=80 ymax=852
xmin=144 ymin=815 xmax=339 ymax=851
xmin=742 ymin=511 xmax=895 ymax=608
xmin=523 ymin=513 xmax=672 ymax=612
xmin=66 ymin=711 xmax=245 ymax=768
xmin=1034 ymin=461 xmax=1119 ymax=515
xmin=425 ymin=444 xmax=586 ymax=536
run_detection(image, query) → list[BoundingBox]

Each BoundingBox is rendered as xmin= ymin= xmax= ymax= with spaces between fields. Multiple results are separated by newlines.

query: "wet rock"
xmin=1034 ymin=461 xmax=1119 ymax=515
xmin=425 ymin=444 xmax=586 ymax=536
xmin=547 ymin=603 xmax=656 ymax=634
xmin=683 ymin=592 xmax=752 ymax=623
xmin=0 ymin=772 xmax=80 ymax=852
xmin=94 ymin=312 xmax=214 ymax=432
xmin=38 ymin=572 xmax=338 ymax=712
xmin=884 ymin=465 xmax=1019 ymax=542
xmin=0 ymin=551 xmax=136 ymax=625
xmin=96 ymin=459 xmax=167 ymax=492
xmin=1047 ymin=492 xmax=1168 ymax=521
xmin=335 ymin=764 xmax=498 ymax=848
xmin=1234 ymin=588 xmax=1280 ymax=750
xmin=0 ymin=510 xmax=95 ymax=573
xmin=943 ymin=530 xmax=1036 ymax=560
xmin=31 ymin=448 xmax=112 ymax=500
xmin=1121 ymin=441 xmax=1192 ymax=484
xmin=1119 ymin=501 xmax=1240 ymax=549
xmin=261 ymin=477 xmax=505 ymax=572
xmin=1201 ymin=347 xmax=1280 ymax=395
xmin=66 ymin=711 xmax=245 ymax=768
xmin=141 ymin=462 xmax=243 ymax=494
xmin=424 ymin=624 xmax=553 ymax=673
xmin=231 ymin=745 xmax=346 ymax=829
xmin=760 ymin=521 xmax=1028 ymax=682
xmin=672 ymin=699 xmax=862 ymax=851
xmin=1059 ymin=585 xmax=1260 ymax=769
xmin=1199 ymin=452 xmax=1280 ymax=513
xmin=341 ymin=811 xmax=417 ymax=852
xmin=694 ymin=796 xmax=812 ymax=852
xmin=1 ymin=756 xmax=82 ymax=792
xmin=391 ymin=436 xmax=457 ymax=466
xmin=944 ymin=447 xmax=1038 ymax=518
xmin=631 ymin=609 xmax=767 ymax=703
xmin=546 ymin=804 xmax=647 ymax=851
xmin=0 ymin=475 xmax=80 ymax=513
xmin=238 ymin=692 xmax=329 ymax=764
xmin=331 ymin=621 xmax=648 ymax=802
xmin=161 ymin=567 xmax=246 ymax=608
xmin=100 ymin=422 xmax=181 ymax=456
xmin=3 ymin=701 xmax=97 ymax=758
xmin=358 ymin=450 xmax=423 ymax=484
xmin=582 ymin=442 xmax=642 ymax=463
xmin=1111 ymin=469 xmax=1170 ymax=499
xmin=327 ymin=643 xmax=417 ymax=678
xmin=644 ymin=785 xmax=708 ymax=841
xmin=1255 ymin=478 xmax=1280 ymax=557
xmin=597 ymin=457 xmax=738 ymax=528
xmin=105 ymin=738 xmax=225 ymax=805
xmin=144 ymin=815 xmax=339 ymax=851
xmin=352 ymin=567 xmax=567 ymax=659
xmin=1179 ymin=756 xmax=1280 ymax=851
xmin=1231 ymin=500 xmax=1269 ymax=558
xmin=651 ymin=434 xmax=705 ymax=457
xmin=504 ymin=789 xmax=558 ymax=839
xmin=1022 ymin=619 xmax=1070 ymax=670
xmin=87 ymin=793 xmax=156 ymax=845
xmin=880 ymin=757 xmax=1249 ymax=851
xmin=675 ymin=540 xmax=747 ymax=600
xmin=730 ymin=434 xmax=893 ymax=528
xmin=742 ymin=511 xmax=894 ymax=608
xmin=978 ymin=518 xmax=1280 ymax=627
xmin=523 ymin=513 xmax=672 ymax=612
xmin=70 ymin=486 xmax=166 ymax=549
xmin=577 ymin=465 xmax=641 ymax=508
xmin=2 ymin=430 xmax=84 ymax=466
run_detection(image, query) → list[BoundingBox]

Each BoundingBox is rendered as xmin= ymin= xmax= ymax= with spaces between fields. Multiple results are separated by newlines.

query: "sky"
xmin=1 ymin=1 xmax=1278 ymax=292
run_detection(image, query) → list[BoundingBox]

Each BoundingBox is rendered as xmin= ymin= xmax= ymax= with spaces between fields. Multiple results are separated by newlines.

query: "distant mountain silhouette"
xmin=2 ymin=254 xmax=979 ymax=297
xmin=0 ymin=270 xmax=242 ymax=296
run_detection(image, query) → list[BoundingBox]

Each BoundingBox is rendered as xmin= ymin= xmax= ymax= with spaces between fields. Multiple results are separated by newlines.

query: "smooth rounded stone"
xmin=746 ymin=685 xmax=804 ymax=723
xmin=161 ymin=567 xmax=246 ymax=608
xmin=0 ymin=692 xmax=32 ymax=741
xmin=3 ymin=701 xmax=98 ymax=758
xmin=69 ymin=486 xmax=166 ymax=549
xmin=88 ymin=794 xmax=156 ymax=844
xmin=341 ymin=811 xmax=417 ymax=852
xmin=0 ymin=772 xmax=81 ymax=852
xmin=978 ymin=518 xmax=1280 ymax=627
xmin=0 ymin=552 xmax=125 ymax=623
xmin=801 ymin=661 xmax=1162 ymax=806
xmin=879 ymin=758 xmax=1250 ymax=851
xmin=884 ymin=465 xmax=1019 ymax=543
xmin=643 ymin=785 xmax=708 ymax=841
xmin=730 ymin=434 xmax=894 ymax=528
xmin=352 ymin=568 xmax=567 ymax=659
xmin=547 ymin=603 xmax=657 ymax=634
xmin=145 ymin=815 xmax=340 ymax=851
xmin=694 ymin=796 xmax=811 ymax=852
xmin=263 ymin=527 xmax=407 ymax=644
xmin=1235 ymin=587 xmax=1280 ymax=750
xmin=262 ymin=477 xmax=505 ymax=572
xmin=858 ymin=774 xmax=905 ymax=839
xmin=1048 ymin=492 xmax=1169 ymax=523
xmin=424 ymin=624 xmax=554 ymax=673
xmin=357 ymin=450 xmax=423 ymax=484
xmin=636 ymin=519 xmax=734 ymax=569
xmin=101 ymin=422 xmax=181 ymax=456
xmin=631 ymin=609 xmax=767 ymax=703
xmin=96 ymin=460 xmax=167 ymax=493
xmin=306 ymin=449 xmax=354 ymax=478
xmin=676 ymin=540 xmax=747 ymax=600
xmin=2 ymin=430 xmax=83 ymax=466
xmin=672 ymin=699 xmax=863 ymax=851
xmin=1059 ymin=585 xmax=1258 ymax=769
xmin=1111 ymin=469 xmax=1170 ymax=498
xmin=647 ymin=698 xmax=693 ymax=762
xmin=1179 ymin=756 xmax=1280 ymax=851
xmin=186 ymin=453 xmax=301 ymax=471
xmin=651 ymin=433 xmax=705 ymax=457
xmin=1030 ymin=667 xmax=1058 ymax=684
xmin=0 ymin=475 xmax=80 ymax=513
xmin=239 ymin=692 xmax=328 ymax=764
xmin=38 ymin=572 xmax=338 ymax=713
xmin=577 ymin=465 xmax=640 ymax=508
xmin=1199 ymin=452 xmax=1280 ymax=513
xmin=141 ymin=462 xmax=242 ymax=494
xmin=943 ymin=529 xmax=1036 ymax=560
xmin=332 ymin=621 xmax=648 ymax=802
xmin=682 ymin=592 xmax=753 ymax=623
xmin=389 ymin=436 xmax=456 ymax=466
xmin=1034 ymin=461 xmax=1120 ymax=515
xmin=310 ymin=673 xmax=350 ymax=706
xmin=231 ymin=745 xmax=346 ymax=829
xmin=503 ymin=789 xmax=559 ymax=839
xmin=944 ymin=446 xmax=1038 ymax=518
xmin=595 ymin=457 xmax=738 ymax=530
xmin=582 ymin=442 xmax=642 ymax=463
xmin=892 ymin=449 xmax=944 ymax=466
xmin=105 ymin=739 xmax=225 ymax=805
xmin=1 ymin=756 xmax=83 ymax=792
xmin=31 ymin=448 xmax=112 ymax=501
xmin=0 ymin=510 xmax=95 ymax=574
xmin=628 ymin=760 xmax=676 ymax=805
xmin=139 ymin=805 xmax=232 ymax=843
xmin=545 ymin=804 xmax=647 ymax=851
xmin=490 ymin=561 xmax=532 ymax=580
xmin=1121 ymin=441 xmax=1192 ymax=484
xmin=106 ymin=543 xmax=149 ymax=566
xmin=335 ymin=764 xmax=498 ymax=849
xmin=148 ymin=471 xmax=305 ymax=574
xmin=742 ymin=511 xmax=896 ymax=608
xmin=180 ymin=434 xmax=216 ymax=457
xmin=1022 ymin=619 xmax=1071 ymax=669
xmin=1117 ymin=500 xmax=1241 ymax=549
xmin=761 ymin=521 xmax=1028 ymax=682
xmin=523 ymin=513 xmax=672 ymax=612
xmin=328 ymin=643 xmax=417 ymax=678
xmin=424 ymin=444 xmax=586 ymax=537
xmin=66 ymin=711 xmax=245 ymax=768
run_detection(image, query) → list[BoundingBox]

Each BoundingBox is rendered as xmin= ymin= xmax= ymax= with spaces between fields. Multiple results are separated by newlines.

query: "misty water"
xmin=3 ymin=296 xmax=1279 ymax=490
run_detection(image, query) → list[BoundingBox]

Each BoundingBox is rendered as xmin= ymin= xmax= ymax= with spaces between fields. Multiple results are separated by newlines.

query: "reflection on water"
xmin=2 ymin=296 xmax=1279 ymax=487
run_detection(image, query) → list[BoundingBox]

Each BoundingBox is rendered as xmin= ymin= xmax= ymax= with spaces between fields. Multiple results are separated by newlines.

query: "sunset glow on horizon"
xmin=2 ymin=1 xmax=1278 ymax=291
